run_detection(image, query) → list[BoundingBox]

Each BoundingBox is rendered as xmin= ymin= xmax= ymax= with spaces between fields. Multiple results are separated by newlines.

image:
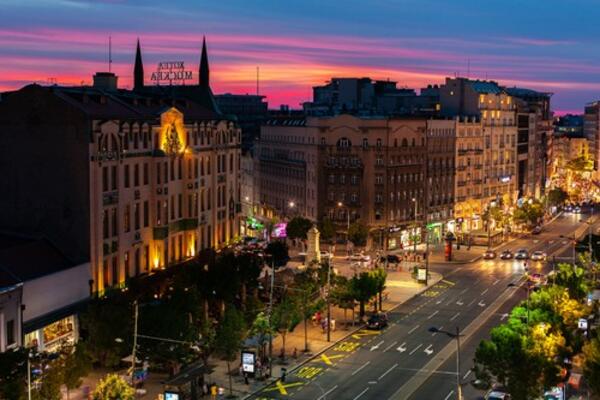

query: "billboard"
xmin=242 ymin=351 xmax=256 ymax=374
xmin=271 ymin=223 xmax=287 ymax=238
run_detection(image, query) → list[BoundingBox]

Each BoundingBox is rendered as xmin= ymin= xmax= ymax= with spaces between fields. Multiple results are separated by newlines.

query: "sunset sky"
xmin=2 ymin=0 xmax=600 ymax=113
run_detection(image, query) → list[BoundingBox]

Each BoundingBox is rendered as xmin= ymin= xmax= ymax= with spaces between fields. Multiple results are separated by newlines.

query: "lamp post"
xmin=412 ymin=197 xmax=418 ymax=253
xmin=428 ymin=326 xmax=463 ymax=400
xmin=326 ymin=260 xmax=332 ymax=342
xmin=337 ymin=202 xmax=350 ymax=249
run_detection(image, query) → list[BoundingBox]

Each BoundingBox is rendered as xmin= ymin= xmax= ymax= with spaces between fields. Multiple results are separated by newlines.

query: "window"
xmin=156 ymin=163 xmax=161 ymax=185
xmin=401 ymin=138 xmax=408 ymax=147
xmin=178 ymin=158 xmax=182 ymax=180
xmin=376 ymin=138 xmax=382 ymax=148
xmin=124 ymin=204 xmax=130 ymax=232
xmin=336 ymin=137 xmax=351 ymax=148
xmin=111 ymin=166 xmax=117 ymax=190
xmin=143 ymin=201 xmax=149 ymax=227
xmin=112 ymin=256 xmax=118 ymax=285
xmin=102 ymin=210 xmax=109 ymax=239
xmin=134 ymin=164 xmax=139 ymax=187
xmin=102 ymin=167 xmax=108 ymax=192
xmin=111 ymin=208 xmax=117 ymax=237
xmin=135 ymin=248 xmax=141 ymax=275
xmin=376 ymin=157 xmax=384 ymax=166
xmin=340 ymin=175 xmax=346 ymax=184
xmin=351 ymin=175 xmax=358 ymax=185
xmin=143 ymin=163 xmax=149 ymax=185
xmin=156 ymin=200 xmax=161 ymax=225
xmin=351 ymin=193 xmax=358 ymax=203
xmin=375 ymin=175 xmax=383 ymax=184
xmin=134 ymin=203 xmax=140 ymax=230
xmin=194 ymin=159 xmax=198 ymax=179
xmin=5 ymin=319 xmax=15 ymax=346
xmin=178 ymin=194 xmax=183 ymax=218
xmin=363 ymin=138 xmax=368 ymax=148
xmin=124 ymin=165 xmax=130 ymax=188
xmin=171 ymin=195 xmax=175 ymax=219
xmin=329 ymin=174 xmax=335 ymax=184
xmin=145 ymin=245 xmax=150 ymax=272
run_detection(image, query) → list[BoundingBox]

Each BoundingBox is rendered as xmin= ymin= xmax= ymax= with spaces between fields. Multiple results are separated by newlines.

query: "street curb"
xmin=241 ymin=273 xmax=444 ymax=399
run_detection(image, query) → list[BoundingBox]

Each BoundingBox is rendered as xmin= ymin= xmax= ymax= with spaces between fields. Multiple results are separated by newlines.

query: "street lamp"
xmin=428 ymin=326 xmax=463 ymax=400
xmin=337 ymin=202 xmax=350 ymax=249
xmin=412 ymin=197 xmax=418 ymax=253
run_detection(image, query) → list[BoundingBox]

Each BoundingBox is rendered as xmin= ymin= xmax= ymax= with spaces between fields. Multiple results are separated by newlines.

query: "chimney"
xmin=93 ymin=72 xmax=118 ymax=91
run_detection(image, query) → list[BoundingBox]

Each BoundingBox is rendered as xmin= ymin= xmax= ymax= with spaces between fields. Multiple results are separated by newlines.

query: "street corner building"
xmin=0 ymin=38 xmax=242 ymax=294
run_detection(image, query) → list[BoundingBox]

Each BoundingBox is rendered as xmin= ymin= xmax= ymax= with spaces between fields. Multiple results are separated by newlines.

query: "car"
xmin=348 ymin=252 xmax=366 ymax=261
xmin=532 ymin=225 xmax=542 ymax=234
xmin=366 ymin=313 xmax=388 ymax=330
xmin=320 ymin=251 xmax=332 ymax=260
xmin=379 ymin=254 xmax=400 ymax=264
xmin=530 ymin=250 xmax=546 ymax=261
xmin=564 ymin=204 xmax=573 ymax=212
xmin=514 ymin=249 xmax=529 ymax=260
xmin=500 ymin=250 xmax=513 ymax=259
xmin=483 ymin=250 xmax=496 ymax=259
xmin=574 ymin=206 xmax=582 ymax=213
xmin=529 ymin=273 xmax=547 ymax=285
xmin=485 ymin=390 xmax=511 ymax=400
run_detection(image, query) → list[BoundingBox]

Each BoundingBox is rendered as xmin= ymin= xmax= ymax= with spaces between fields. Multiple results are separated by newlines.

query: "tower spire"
xmin=134 ymin=39 xmax=144 ymax=91
xmin=199 ymin=36 xmax=209 ymax=88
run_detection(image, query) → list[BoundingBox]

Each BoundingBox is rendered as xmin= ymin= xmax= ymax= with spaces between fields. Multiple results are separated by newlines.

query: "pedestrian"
xmin=292 ymin=347 xmax=297 ymax=359
xmin=244 ymin=372 xmax=249 ymax=385
xmin=202 ymin=383 xmax=208 ymax=396
xmin=210 ymin=384 xmax=217 ymax=399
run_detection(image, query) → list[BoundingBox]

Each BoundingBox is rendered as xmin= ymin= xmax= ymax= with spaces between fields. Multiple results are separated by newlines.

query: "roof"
xmin=506 ymin=87 xmax=552 ymax=98
xmin=470 ymin=81 xmax=503 ymax=94
xmin=0 ymin=234 xmax=76 ymax=288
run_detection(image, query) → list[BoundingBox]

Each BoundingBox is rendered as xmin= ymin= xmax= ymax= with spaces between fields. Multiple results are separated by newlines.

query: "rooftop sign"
xmin=151 ymin=61 xmax=192 ymax=84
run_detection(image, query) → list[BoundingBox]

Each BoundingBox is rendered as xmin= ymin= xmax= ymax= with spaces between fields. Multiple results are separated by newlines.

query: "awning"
xmin=163 ymin=361 xmax=206 ymax=386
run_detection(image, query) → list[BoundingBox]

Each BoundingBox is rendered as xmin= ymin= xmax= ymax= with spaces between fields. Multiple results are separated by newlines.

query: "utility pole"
xmin=131 ymin=300 xmax=139 ymax=386
xmin=326 ymin=260 xmax=332 ymax=342
xmin=425 ymin=227 xmax=430 ymax=286
xmin=27 ymin=353 xmax=31 ymax=400
xmin=268 ymin=258 xmax=274 ymax=377
xmin=455 ymin=326 xmax=462 ymax=400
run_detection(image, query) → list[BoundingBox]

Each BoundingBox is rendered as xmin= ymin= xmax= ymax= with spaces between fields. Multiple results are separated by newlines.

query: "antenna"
xmin=108 ymin=36 xmax=113 ymax=72
xmin=256 ymin=66 xmax=260 ymax=96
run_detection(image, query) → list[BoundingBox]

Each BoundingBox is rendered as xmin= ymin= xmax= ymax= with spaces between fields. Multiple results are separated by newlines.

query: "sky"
xmin=2 ymin=0 xmax=600 ymax=113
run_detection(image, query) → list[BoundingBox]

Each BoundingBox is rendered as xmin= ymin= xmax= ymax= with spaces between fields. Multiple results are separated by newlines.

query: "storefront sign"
xmin=242 ymin=350 xmax=256 ymax=374
xmin=151 ymin=61 xmax=193 ymax=84
xmin=417 ymin=268 xmax=427 ymax=282
xmin=271 ymin=222 xmax=287 ymax=238
xmin=578 ymin=318 xmax=588 ymax=330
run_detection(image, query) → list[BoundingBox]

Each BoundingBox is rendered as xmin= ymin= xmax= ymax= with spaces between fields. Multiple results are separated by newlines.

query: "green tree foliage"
xmin=350 ymin=272 xmax=378 ymax=317
xmin=348 ymin=221 xmax=369 ymax=247
xmin=371 ymin=268 xmax=387 ymax=311
xmin=62 ymin=343 xmax=92 ymax=399
xmin=214 ymin=306 xmax=247 ymax=397
xmin=251 ymin=311 xmax=274 ymax=361
xmin=271 ymin=296 xmax=302 ymax=361
xmin=583 ymin=336 xmax=600 ymax=397
xmin=330 ymin=276 xmax=356 ymax=324
xmin=265 ymin=241 xmax=290 ymax=267
xmin=0 ymin=348 xmax=27 ymax=399
xmin=512 ymin=200 xmax=544 ymax=226
xmin=92 ymin=374 xmax=135 ymax=400
xmin=547 ymin=187 xmax=568 ymax=207
xmin=555 ymin=263 xmax=589 ymax=301
xmin=317 ymin=218 xmax=335 ymax=242
xmin=286 ymin=217 xmax=313 ymax=240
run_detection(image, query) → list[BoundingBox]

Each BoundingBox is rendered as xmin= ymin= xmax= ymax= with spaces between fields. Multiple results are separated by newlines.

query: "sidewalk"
xmin=63 ymin=271 xmax=443 ymax=400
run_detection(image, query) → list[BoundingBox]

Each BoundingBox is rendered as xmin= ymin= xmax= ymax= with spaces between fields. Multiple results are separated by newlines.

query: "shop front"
xmin=24 ymin=307 xmax=83 ymax=352
xmin=387 ymin=226 xmax=421 ymax=251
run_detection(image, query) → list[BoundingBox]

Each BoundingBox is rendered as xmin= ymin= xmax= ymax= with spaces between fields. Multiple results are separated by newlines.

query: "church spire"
xmin=134 ymin=39 xmax=144 ymax=91
xmin=199 ymin=36 xmax=209 ymax=88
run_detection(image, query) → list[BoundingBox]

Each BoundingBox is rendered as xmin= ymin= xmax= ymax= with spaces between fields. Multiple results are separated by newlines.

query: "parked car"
xmin=500 ymin=250 xmax=513 ymax=260
xmin=564 ymin=204 xmax=573 ymax=212
xmin=483 ymin=250 xmax=496 ymax=260
xmin=485 ymin=390 xmax=511 ymax=400
xmin=529 ymin=273 xmax=547 ymax=285
xmin=574 ymin=206 xmax=582 ymax=213
xmin=515 ymin=249 xmax=529 ymax=260
xmin=379 ymin=254 xmax=400 ymax=264
xmin=530 ymin=251 xmax=546 ymax=261
xmin=366 ymin=313 xmax=389 ymax=330
xmin=532 ymin=225 xmax=542 ymax=234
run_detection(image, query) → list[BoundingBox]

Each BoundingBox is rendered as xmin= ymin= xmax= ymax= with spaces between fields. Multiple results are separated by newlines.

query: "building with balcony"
xmin=0 ymin=38 xmax=241 ymax=294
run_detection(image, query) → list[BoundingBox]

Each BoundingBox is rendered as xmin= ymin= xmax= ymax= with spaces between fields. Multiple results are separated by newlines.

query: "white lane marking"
xmin=408 ymin=324 xmax=420 ymax=334
xmin=463 ymin=370 xmax=472 ymax=380
xmin=427 ymin=310 xmax=439 ymax=320
xmin=444 ymin=390 xmax=455 ymax=400
xmin=370 ymin=340 xmax=384 ymax=351
xmin=456 ymin=299 xmax=464 ymax=306
xmin=492 ymin=279 xmax=500 ymax=285
xmin=478 ymin=300 xmax=486 ymax=307
xmin=467 ymin=299 xmax=476 ymax=307
xmin=378 ymin=363 xmax=398 ymax=380
xmin=446 ymin=298 xmax=454 ymax=306
xmin=409 ymin=343 xmax=423 ymax=355
xmin=397 ymin=342 xmax=407 ymax=352
xmin=436 ymin=298 xmax=444 ymax=305
xmin=353 ymin=387 xmax=369 ymax=400
xmin=481 ymin=288 xmax=489 ymax=295
xmin=431 ymin=325 xmax=443 ymax=336
xmin=383 ymin=341 xmax=398 ymax=352
xmin=460 ymin=288 xmax=469 ymax=294
xmin=450 ymin=312 xmax=460 ymax=321
xmin=424 ymin=344 xmax=434 ymax=355
xmin=351 ymin=361 xmax=370 ymax=376
xmin=317 ymin=385 xmax=338 ymax=400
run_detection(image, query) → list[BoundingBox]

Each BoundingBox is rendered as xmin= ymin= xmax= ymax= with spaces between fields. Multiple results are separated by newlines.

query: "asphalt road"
xmin=249 ymin=210 xmax=594 ymax=400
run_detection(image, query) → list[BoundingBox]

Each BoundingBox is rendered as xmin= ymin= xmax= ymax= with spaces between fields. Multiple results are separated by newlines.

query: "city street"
xmin=249 ymin=211 xmax=595 ymax=400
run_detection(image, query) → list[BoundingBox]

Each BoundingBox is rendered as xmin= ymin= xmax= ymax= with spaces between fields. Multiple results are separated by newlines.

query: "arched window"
xmin=376 ymin=138 xmax=382 ymax=148
xmin=336 ymin=137 xmax=352 ymax=148
xmin=320 ymin=138 xmax=326 ymax=145
xmin=363 ymin=138 xmax=368 ymax=148
xmin=394 ymin=138 xmax=398 ymax=147
xmin=411 ymin=138 xmax=416 ymax=147
xmin=401 ymin=138 xmax=408 ymax=147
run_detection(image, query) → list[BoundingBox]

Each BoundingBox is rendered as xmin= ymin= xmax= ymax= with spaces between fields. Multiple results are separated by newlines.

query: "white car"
xmin=530 ymin=251 xmax=546 ymax=261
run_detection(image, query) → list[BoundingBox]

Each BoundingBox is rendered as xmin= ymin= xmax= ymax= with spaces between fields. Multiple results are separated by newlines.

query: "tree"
xmin=265 ymin=241 xmax=290 ymax=267
xmin=348 ymin=222 xmax=368 ymax=247
xmin=271 ymin=296 xmax=302 ymax=362
xmin=251 ymin=312 xmax=274 ymax=362
xmin=330 ymin=276 xmax=356 ymax=326
xmin=370 ymin=268 xmax=387 ymax=311
xmin=214 ymin=306 xmax=247 ymax=397
xmin=583 ymin=336 xmax=600 ymax=397
xmin=318 ymin=218 xmax=335 ymax=242
xmin=92 ymin=374 xmax=135 ymax=400
xmin=555 ymin=262 xmax=589 ymax=301
xmin=236 ymin=252 xmax=262 ymax=310
xmin=350 ymin=272 xmax=378 ymax=318
xmin=0 ymin=348 xmax=27 ymax=399
xmin=286 ymin=217 xmax=313 ymax=240
xmin=62 ymin=343 xmax=92 ymax=399
xmin=547 ymin=187 xmax=568 ymax=207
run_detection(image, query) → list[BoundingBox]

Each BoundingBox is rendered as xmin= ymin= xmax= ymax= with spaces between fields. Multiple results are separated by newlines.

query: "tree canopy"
xmin=286 ymin=217 xmax=313 ymax=240
xmin=348 ymin=221 xmax=369 ymax=247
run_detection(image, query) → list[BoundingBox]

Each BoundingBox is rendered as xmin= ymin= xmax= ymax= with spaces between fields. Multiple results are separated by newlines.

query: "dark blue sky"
xmin=2 ymin=0 xmax=599 ymax=111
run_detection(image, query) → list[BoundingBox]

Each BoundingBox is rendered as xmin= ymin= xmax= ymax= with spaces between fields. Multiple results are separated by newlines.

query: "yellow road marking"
xmin=264 ymin=380 xmax=304 ymax=394
xmin=334 ymin=341 xmax=361 ymax=352
xmin=296 ymin=366 xmax=323 ymax=379
xmin=351 ymin=329 xmax=381 ymax=339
